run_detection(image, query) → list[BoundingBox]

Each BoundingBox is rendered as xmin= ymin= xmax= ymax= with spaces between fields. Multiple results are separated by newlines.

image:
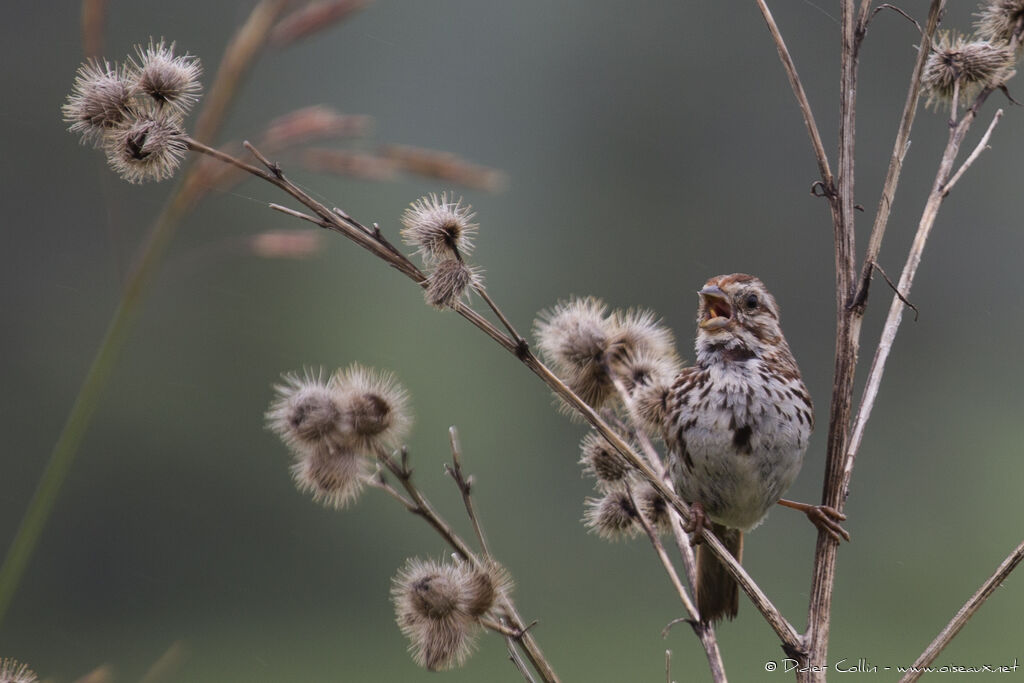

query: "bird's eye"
xmin=745 ymin=294 xmax=759 ymax=310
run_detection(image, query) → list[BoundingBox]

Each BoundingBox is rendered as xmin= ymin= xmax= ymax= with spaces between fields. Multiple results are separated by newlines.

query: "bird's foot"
xmin=683 ymin=501 xmax=708 ymax=544
xmin=778 ymin=498 xmax=851 ymax=542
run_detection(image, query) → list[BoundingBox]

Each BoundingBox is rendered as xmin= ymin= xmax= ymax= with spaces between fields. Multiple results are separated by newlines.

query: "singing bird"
xmin=665 ymin=273 xmax=846 ymax=622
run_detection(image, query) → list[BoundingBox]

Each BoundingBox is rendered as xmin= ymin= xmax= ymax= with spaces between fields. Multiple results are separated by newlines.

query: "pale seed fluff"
xmin=579 ymin=431 xmax=630 ymax=485
xmin=131 ymin=38 xmax=203 ymax=114
xmin=332 ymin=364 xmax=412 ymax=452
xmin=923 ymin=31 xmax=1015 ymax=108
xmin=103 ymin=101 xmax=187 ymax=183
xmin=635 ymin=481 xmax=672 ymax=535
xmin=632 ymin=377 xmax=673 ymax=434
xmin=583 ymin=489 xmax=640 ymax=541
xmin=462 ymin=560 xmax=512 ymax=618
xmin=400 ymin=192 xmax=478 ymax=263
xmin=266 ymin=369 xmax=345 ymax=453
xmin=62 ymin=58 xmax=135 ymax=147
xmin=290 ymin=441 xmax=367 ymax=509
xmin=975 ymin=0 xmax=1024 ymax=45
xmin=534 ymin=296 xmax=616 ymax=409
xmin=391 ymin=558 xmax=483 ymax=671
xmin=608 ymin=309 xmax=680 ymax=393
xmin=424 ymin=259 xmax=484 ymax=309
xmin=0 ymin=659 xmax=38 ymax=683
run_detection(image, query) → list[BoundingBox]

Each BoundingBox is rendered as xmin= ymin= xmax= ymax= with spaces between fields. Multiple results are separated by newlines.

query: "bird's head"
xmin=695 ymin=273 xmax=785 ymax=360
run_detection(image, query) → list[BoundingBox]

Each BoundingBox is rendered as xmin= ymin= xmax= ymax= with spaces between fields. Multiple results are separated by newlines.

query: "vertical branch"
xmin=806 ymin=0 xmax=860 ymax=677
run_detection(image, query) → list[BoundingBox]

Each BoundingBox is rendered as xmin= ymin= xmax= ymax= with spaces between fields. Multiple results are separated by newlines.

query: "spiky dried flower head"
xmin=976 ymin=0 xmax=1024 ymax=45
xmin=424 ymin=259 xmax=484 ymax=309
xmin=632 ymin=376 xmax=673 ymax=434
xmin=401 ymin=192 xmax=478 ymax=263
xmin=635 ymin=481 xmax=672 ymax=535
xmin=391 ymin=557 xmax=483 ymax=671
xmin=923 ymin=31 xmax=1015 ymax=108
xmin=266 ymin=369 xmax=344 ymax=452
xmin=64 ymin=40 xmax=203 ymax=183
xmin=535 ymin=299 xmax=679 ymax=411
xmin=579 ymin=431 xmax=631 ymax=484
xmin=62 ymin=58 xmax=135 ymax=147
xmin=103 ymin=101 xmax=188 ymax=183
xmin=534 ymin=296 xmax=616 ymax=408
xmin=583 ymin=489 xmax=640 ymax=540
xmin=130 ymin=38 xmax=203 ymax=114
xmin=290 ymin=442 xmax=367 ymax=509
xmin=332 ymin=364 xmax=412 ymax=452
xmin=462 ymin=559 xmax=513 ymax=618
xmin=0 ymin=659 xmax=38 ymax=683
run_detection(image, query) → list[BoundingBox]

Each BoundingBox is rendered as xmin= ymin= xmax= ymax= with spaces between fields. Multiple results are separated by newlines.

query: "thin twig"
xmin=899 ymin=538 xmax=1024 ymax=683
xmin=371 ymin=445 xmax=560 ymax=683
xmin=943 ymin=109 xmax=1004 ymax=196
xmin=866 ymin=5 xmax=923 ymax=35
xmin=853 ymin=0 xmax=945 ymax=309
xmin=754 ymin=0 xmax=834 ymax=195
xmin=869 ymin=261 xmax=918 ymax=321
xmin=445 ymin=426 xmax=492 ymax=558
xmin=626 ymin=484 xmax=698 ymax=620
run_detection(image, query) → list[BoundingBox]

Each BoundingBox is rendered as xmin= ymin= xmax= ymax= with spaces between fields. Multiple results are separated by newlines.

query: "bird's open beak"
xmin=699 ymin=285 xmax=732 ymax=330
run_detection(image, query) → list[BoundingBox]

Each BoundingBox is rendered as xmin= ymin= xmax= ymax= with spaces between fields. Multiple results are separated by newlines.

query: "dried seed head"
xmin=579 ymin=431 xmax=630 ymax=484
xmin=392 ymin=558 xmax=481 ymax=671
xmin=266 ymin=370 xmax=344 ymax=452
xmin=103 ymin=102 xmax=187 ymax=183
xmin=635 ymin=482 xmax=672 ymax=534
xmin=632 ymin=378 xmax=673 ymax=434
xmin=609 ymin=309 xmax=676 ymax=368
xmin=62 ymin=58 xmax=135 ymax=147
xmin=583 ymin=489 xmax=640 ymax=540
xmin=290 ymin=442 xmax=367 ymax=509
xmin=424 ymin=259 xmax=484 ymax=309
xmin=0 ymin=659 xmax=38 ymax=683
xmin=975 ymin=0 xmax=1024 ymax=45
xmin=401 ymin=192 xmax=478 ymax=263
xmin=332 ymin=364 xmax=412 ymax=452
xmin=131 ymin=38 xmax=202 ymax=114
xmin=923 ymin=32 xmax=1015 ymax=108
xmin=534 ymin=297 xmax=616 ymax=409
xmin=462 ymin=560 xmax=513 ymax=618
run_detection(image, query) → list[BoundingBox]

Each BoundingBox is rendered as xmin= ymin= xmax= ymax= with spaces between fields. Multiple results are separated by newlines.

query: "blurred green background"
xmin=3 ymin=1 xmax=1023 ymax=681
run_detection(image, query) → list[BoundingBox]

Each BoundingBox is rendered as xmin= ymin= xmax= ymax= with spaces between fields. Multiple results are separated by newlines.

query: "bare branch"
xmin=943 ymin=109 xmax=1004 ymax=197
xmin=899 ymin=538 xmax=1024 ymax=682
xmin=754 ymin=0 xmax=834 ymax=194
xmin=853 ymin=0 xmax=945 ymax=310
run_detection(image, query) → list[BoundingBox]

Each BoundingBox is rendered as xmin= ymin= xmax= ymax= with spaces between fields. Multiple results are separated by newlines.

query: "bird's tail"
xmin=696 ymin=523 xmax=743 ymax=623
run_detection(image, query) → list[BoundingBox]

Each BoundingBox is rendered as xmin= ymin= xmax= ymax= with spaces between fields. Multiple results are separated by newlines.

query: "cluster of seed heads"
xmin=401 ymin=193 xmax=485 ymax=309
xmin=534 ymin=296 xmax=680 ymax=415
xmin=62 ymin=39 xmax=201 ymax=183
xmin=265 ymin=365 xmax=411 ymax=509
xmin=922 ymin=1 xmax=1024 ymax=109
xmin=391 ymin=557 xmax=512 ymax=671
xmin=532 ymin=298 xmax=678 ymax=540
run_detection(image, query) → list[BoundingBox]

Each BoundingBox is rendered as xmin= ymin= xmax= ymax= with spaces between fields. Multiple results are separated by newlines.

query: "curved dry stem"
xmin=372 ymin=445 xmax=559 ymax=683
xmin=184 ymin=137 xmax=804 ymax=652
xmin=899 ymin=538 xmax=1024 ymax=683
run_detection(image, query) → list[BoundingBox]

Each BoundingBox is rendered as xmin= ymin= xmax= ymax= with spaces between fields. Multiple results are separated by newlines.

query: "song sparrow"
xmin=664 ymin=273 xmax=844 ymax=623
